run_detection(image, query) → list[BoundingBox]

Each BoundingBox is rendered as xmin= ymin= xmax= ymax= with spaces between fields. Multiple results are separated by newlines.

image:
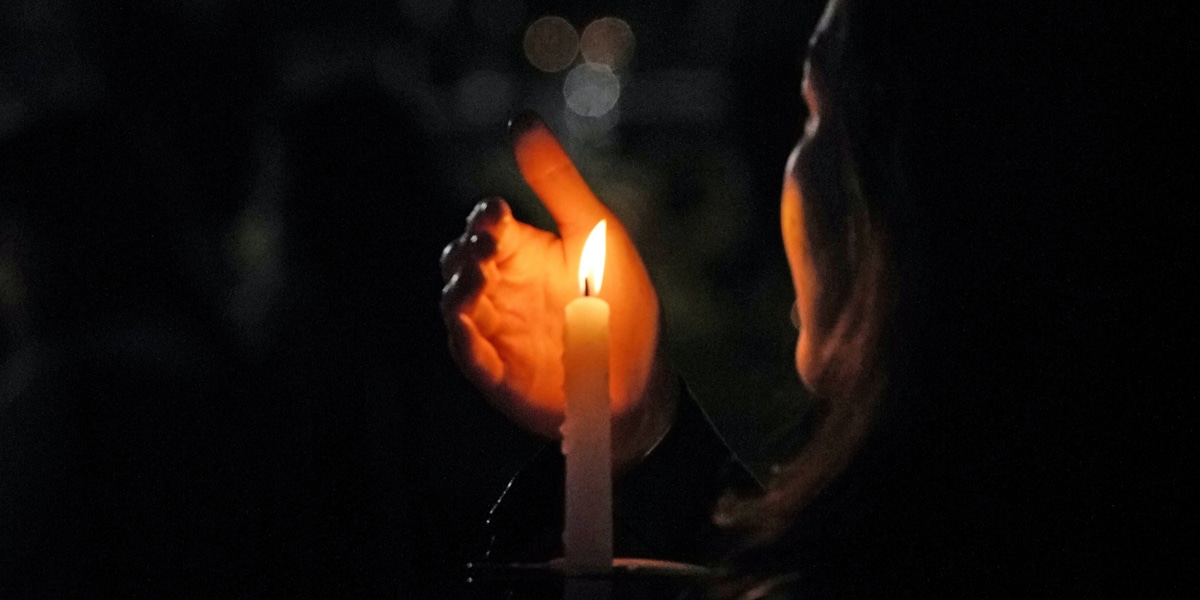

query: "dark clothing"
xmin=472 ymin=376 xmax=1043 ymax=599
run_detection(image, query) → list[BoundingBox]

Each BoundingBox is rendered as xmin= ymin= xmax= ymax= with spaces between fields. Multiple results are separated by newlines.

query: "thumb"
xmin=509 ymin=111 xmax=613 ymax=243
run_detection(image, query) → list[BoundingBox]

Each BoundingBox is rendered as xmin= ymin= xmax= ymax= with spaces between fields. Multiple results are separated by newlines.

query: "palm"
xmin=471 ymin=225 xmax=575 ymax=430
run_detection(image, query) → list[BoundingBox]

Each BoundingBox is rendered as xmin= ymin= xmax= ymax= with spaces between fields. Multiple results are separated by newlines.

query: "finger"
xmin=468 ymin=197 xmax=522 ymax=264
xmin=440 ymin=230 xmax=496 ymax=281
xmin=509 ymin=111 xmax=612 ymax=242
xmin=446 ymin=313 xmax=504 ymax=387
xmin=441 ymin=260 xmax=505 ymax=386
xmin=441 ymin=197 xmax=508 ymax=280
xmin=441 ymin=252 xmax=506 ymax=334
xmin=465 ymin=196 xmax=512 ymax=232
xmin=440 ymin=257 xmax=486 ymax=316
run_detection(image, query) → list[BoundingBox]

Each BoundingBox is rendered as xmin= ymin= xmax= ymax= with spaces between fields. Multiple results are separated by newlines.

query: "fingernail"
xmin=442 ymin=272 xmax=459 ymax=295
xmin=469 ymin=197 xmax=510 ymax=229
xmin=469 ymin=233 xmax=496 ymax=255
xmin=507 ymin=110 xmax=544 ymax=140
xmin=468 ymin=198 xmax=490 ymax=223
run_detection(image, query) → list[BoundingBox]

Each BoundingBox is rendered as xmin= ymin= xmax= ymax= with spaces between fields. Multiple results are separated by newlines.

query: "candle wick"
xmin=584 ymin=278 xmax=590 ymax=297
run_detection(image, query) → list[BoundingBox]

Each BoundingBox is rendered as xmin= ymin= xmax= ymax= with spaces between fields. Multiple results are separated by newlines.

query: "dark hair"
xmin=717 ymin=0 xmax=1137 ymax=595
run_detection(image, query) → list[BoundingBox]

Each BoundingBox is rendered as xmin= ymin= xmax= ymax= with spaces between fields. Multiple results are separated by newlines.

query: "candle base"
xmin=470 ymin=557 xmax=712 ymax=579
xmin=466 ymin=558 xmax=712 ymax=600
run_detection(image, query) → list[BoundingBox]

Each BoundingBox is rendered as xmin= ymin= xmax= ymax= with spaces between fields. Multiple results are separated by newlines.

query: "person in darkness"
xmin=440 ymin=0 xmax=1148 ymax=597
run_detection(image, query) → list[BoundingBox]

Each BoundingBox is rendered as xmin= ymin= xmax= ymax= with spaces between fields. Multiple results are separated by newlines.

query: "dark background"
xmin=1 ymin=1 xmax=829 ymax=596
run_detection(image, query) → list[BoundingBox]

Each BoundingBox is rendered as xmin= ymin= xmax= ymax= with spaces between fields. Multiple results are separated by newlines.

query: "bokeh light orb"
xmin=580 ymin=17 xmax=634 ymax=69
xmin=523 ymin=16 xmax=579 ymax=73
xmin=563 ymin=63 xmax=620 ymax=117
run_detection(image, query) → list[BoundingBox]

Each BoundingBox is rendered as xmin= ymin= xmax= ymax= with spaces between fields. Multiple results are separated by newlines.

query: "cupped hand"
xmin=440 ymin=113 xmax=675 ymax=473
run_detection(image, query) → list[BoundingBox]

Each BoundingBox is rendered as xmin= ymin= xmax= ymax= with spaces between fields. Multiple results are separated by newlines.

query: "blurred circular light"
xmin=523 ymin=16 xmax=579 ymax=73
xmin=580 ymin=17 xmax=634 ymax=69
xmin=563 ymin=63 xmax=620 ymax=117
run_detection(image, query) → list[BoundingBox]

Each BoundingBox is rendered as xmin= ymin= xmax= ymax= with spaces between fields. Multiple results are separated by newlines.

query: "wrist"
xmin=612 ymin=350 xmax=679 ymax=477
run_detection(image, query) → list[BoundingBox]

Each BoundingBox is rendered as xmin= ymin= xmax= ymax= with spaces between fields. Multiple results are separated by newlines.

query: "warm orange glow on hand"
xmin=440 ymin=113 xmax=669 ymax=471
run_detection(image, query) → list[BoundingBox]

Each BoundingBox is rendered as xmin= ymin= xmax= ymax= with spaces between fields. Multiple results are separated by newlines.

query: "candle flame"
xmin=578 ymin=220 xmax=607 ymax=296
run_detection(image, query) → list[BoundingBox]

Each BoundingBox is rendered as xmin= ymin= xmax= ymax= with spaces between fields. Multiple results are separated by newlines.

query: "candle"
xmin=561 ymin=219 xmax=612 ymax=574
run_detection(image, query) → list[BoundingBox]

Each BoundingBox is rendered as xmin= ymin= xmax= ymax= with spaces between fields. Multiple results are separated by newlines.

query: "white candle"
xmin=561 ymin=220 xmax=612 ymax=574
